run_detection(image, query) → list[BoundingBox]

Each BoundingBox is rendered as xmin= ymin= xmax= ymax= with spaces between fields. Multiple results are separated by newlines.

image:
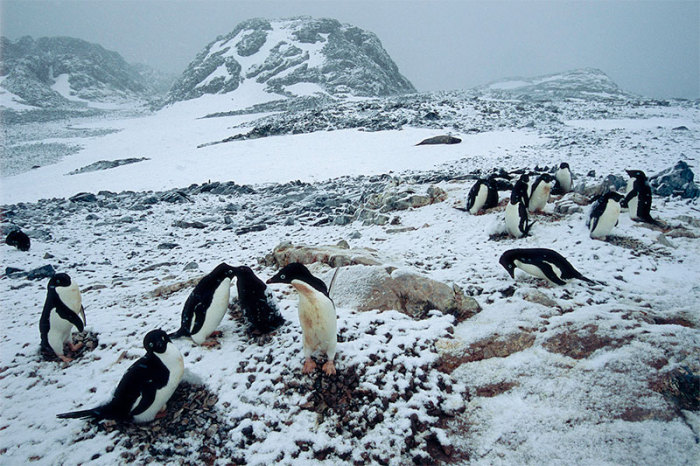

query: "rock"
xmin=172 ymin=220 xmax=207 ymax=229
xmin=656 ymin=234 xmax=677 ymax=249
xmin=69 ymin=192 xmax=97 ymax=203
xmin=5 ymin=267 xmax=27 ymax=278
xmin=183 ymin=262 xmax=199 ymax=271
xmin=235 ymin=224 xmax=267 ymax=235
xmin=324 ymin=265 xmax=481 ymax=322
xmin=265 ymin=242 xmax=385 ymax=268
xmin=27 ymin=264 xmax=56 ymax=280
xmin=650 ymin=366 xmax=699 ymax=411
xmin=553 ymin=193 xmax=588 ymax=215
xmin=66 ymin=158 xmax=149 ymax=175
xmin=650 ymin=160 xmax=700 ymax=199
xmin=157 ymin=242 xmax=179 ymax=250
xmin=161 ymin=191 xmax=192 ymax=204
xmin=416 ymin=135 xmax=461 ymax=145
xmin=436 ymin=329 xmax=536 ymax=373
xmin=672 ymin=126 xmax=689 ymax=131
xmin=148 ymin=277 xmax=201 ymax=299
xmin=523 ymin=290 xmax=558 ymax=307
xmin=543 ymin=324 xmax=632 ymax=359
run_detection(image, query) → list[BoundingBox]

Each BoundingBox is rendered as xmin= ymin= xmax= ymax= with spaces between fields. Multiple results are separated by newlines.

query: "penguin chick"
xmin=587 ymin=191 xmax=624 ymax=239
xmin=40 ymin=273 xmax=86 ymax=362
xmin=170 ymin=263 xmax=236 ymax=347
xmin=57 ymin=329 xmax=183 ymax=423
xmin=499 ymin=248 xmax=595 ymax=286
xmin=552 ymin=162 xmax=572 ymax=194
xmin=466 ymin=176 xmax=499 ymax=214
xmin=5 ymin=229 xmax=30 ymax=251
xmin=621 ymin=170 xmax=663 ymax=226
xmin=267 ymin=263 xmax=337 ymax=375
xmin=528 ymin=173 xmax=554 ymax=212
xmin=232 ymin=265 xmax=285 ymax=335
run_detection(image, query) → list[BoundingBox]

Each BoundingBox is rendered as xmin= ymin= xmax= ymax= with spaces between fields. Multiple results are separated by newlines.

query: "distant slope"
xmin=164 ymin=17 xmax=416 ymax=107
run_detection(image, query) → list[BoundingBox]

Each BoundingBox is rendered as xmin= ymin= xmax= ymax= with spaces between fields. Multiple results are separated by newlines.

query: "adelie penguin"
xmin=40 ymin=273 xmax=86 ymax=362
xmin=505 ymin=179 xmax=534 ymax=239
xmin=466 ymin=176 xmax=499 ymax=215
xmin=267 ymin=263 xmax=337 ymax=375
xmin=528 ymin=173 xmax=554 ymax=213
xmin=588 ymin=191 xmax=624 ymax=239
xmin=621 ymin=170 xmax=663 ymax=226
xmin=5 ymin=229 xmax=30 ymax=251
xmin=499 ymin=248 xmax=596 ymax=286
xmin=57 ymin=329 xmax=184 ymax=423
xmin=232 ymin=265 xmax=285 ymax=335
xmin=552 ymin=162 xmax=572 ymax=195
xmin=170 ymin=263 xmax=236 ymax=347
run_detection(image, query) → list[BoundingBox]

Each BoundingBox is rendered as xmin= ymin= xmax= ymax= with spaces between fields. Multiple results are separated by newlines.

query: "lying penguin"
xmin=40 ymin=273 xmax=86 ymax=362
xmin=170 ymin=263 xmax=236 ymax=347
xmin=232 ymin=265 xmax=285 ymax=335
xmin=57 ymin=329 xmax=184 ymax=423
xmin=621 ymin=169 xmax=662 ymax=226
xmin=588 ymin=191 xmax=624 ymax=239
xmin=499 ymin=248 xmax=595 ymax=286
xmin=5 ymin=229 xmax=30 ymax=251
xmin=267 ymin=263 xmax=337 ymax=375
xmin=466 ymin=176 xmax=499 ymax=214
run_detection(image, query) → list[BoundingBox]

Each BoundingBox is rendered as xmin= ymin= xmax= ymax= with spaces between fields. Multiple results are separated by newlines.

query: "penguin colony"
xmin=3 ymin=165 xmax=659 ymax=427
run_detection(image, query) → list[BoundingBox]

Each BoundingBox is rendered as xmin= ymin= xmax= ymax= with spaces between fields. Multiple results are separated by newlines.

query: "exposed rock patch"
xmin=542 ymin=324 xmax=632 ymax=359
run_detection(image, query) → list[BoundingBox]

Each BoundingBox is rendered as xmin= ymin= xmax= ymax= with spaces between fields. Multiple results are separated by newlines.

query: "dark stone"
xmin=416 ymin=135 xmax=461 ymax=145
xmin=27 ymin=264 xmax=56 ymax=280
xmin=587 ymin=170 xmax=596 ymax=177
xmin=5 ymin=267 xmax=27 ymax=278
xmin=70 ymin=192 xmax=97 ymax=203
xmin=650 ymin=161 xmax=699 ymax=199
xmin=161 ymin=191 xmax=192 ymax=204
xmin=172 ymin=220 xmax=207 ymax=229
xmin=236 ymin=224 xmax=267 ymax=235
xmin=672 ymin=126 xmax=689 ymax=131
xmin=157 ymin=243 xmax=179 ymax=250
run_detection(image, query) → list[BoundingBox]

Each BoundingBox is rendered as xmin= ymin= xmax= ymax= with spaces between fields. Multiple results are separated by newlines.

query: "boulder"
xmin=436 ymin=329 xmax=536 ymax=373
xmin=323 ymin=265 xmax=481 ymax=322
xmin=69 ymin=192 xmax=97 ymax=203
xmin=264 ymin=241 xmax=385 ymax=268
xmin=416 ymin=135 xmax=461 ymax=145
xmin=650 ymin=160 xmax=700 ymax=199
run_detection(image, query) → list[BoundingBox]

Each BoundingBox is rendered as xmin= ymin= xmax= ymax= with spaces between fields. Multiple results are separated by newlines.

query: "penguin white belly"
xmin=191 ymin=278 xmax=231 ymax=344
xmin=469 ymin=185 xmax=488 ymax=214
xmin=56 ymin=282 xmax=82 ymax=313
xmin=47 ymin=308 xmax=73 ymax=356
xmin=133 ymin=343 xmax=184 ymax=423
xmin=528 ymin=184 xmax=551 ymax=212
xmin=292 ymin=281 xmax=337 ymax=358
xmin=590 ymin=201 xmax=620 ymax=238
xmin=556 ymin=170 xmax=572 ymax=192
xmin=505 ymin=202 xmax=523 ymax=238
xmin=628 ymin=194 xmax=639 ymax=220
xmin=515 ymin=260 xmax=562 ymax=283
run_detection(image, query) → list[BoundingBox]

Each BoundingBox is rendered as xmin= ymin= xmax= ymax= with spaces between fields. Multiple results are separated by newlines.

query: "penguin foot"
xmin=200 ymin=340 xmax=220 ymax=348
xmin=322 ymin=360 xmax=336 ymax=376
xmin=68 ymin=342 xmax=83 ymax=352
xmin=302 ymin=358 xmax=316 ymax=374
xmin=209 ymin=331 xmax=223 ymax=338
xmin=155 ymin=409 xmax=167 ymax=419
xmin=58 ymin=355 xmax=73 ymax=363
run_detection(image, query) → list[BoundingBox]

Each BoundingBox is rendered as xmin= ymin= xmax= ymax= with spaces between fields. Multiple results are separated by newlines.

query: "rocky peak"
xmin=164 ymin=17 xmax=416 ymax=106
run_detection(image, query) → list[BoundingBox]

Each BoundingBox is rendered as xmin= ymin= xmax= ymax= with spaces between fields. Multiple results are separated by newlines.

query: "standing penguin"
xmin=57 ymin=329 xmax=184 ymax=423
xmin=552 ymin=162 xmax=573 ymax=194
xmin=267 ymin=263 xmax=337 ymax=375
xmin=40 ymin=273 xmax=86 ymax=362
xmin=621 ymin=170 xmax=662 ymax=226
xmin=499 ymin=248 xmax=595 ymax=285
xmin=170 ymin=263 xmax=236 ymax=347
xmin=512 ymin=173 xmax=530 ymax=206
xmin=588 ymin=191 xmax=624 ymax=239
xmin=232 ymin=265 xmax=285 ymax=335
xmin=466 ymin=176 xmax=499 ymax=215
xmin=528 ymin=173 xmax=555 ymax=212
xmin=5 ymin=229 xmax=30 ymax=251
xmin=505 ymin=188 xmax=534 ymax=239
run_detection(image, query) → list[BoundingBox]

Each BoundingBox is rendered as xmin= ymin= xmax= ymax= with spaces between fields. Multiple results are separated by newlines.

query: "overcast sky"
xmin=1 ymin=0 xmax=698 ymax=99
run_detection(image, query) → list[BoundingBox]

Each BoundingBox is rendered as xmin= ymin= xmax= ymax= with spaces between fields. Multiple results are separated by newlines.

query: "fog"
xmin=1 ymin=0 xmax=698 ymax=99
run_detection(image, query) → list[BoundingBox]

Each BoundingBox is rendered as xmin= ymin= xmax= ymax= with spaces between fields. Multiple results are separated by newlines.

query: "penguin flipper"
xmin=56 ymin=303 xmax=85 ymax=332
xmin=538 ymin=262 xmax=567 ymax=286
xmin=57 ymin=407 xmax=104 ymax=420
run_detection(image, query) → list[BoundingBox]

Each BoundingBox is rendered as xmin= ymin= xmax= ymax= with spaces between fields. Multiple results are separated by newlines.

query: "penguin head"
xmin=626 ymin=169 xmax=646 ymax=180
xmin=498 ymin=250 xmax=518 ymax=279
xmin=143 ymin=329 xmax=171 ymax=354
xmin=266 ymin=262 xmax=314 ymax=285
xmin=518 ymin=173 xmax=530 ymax=183
xmin=538 ymin=173 xmax=555 ymax=184
xmin=212 ymin=262 xmax=237 ymax=280
xmin=232 ymin=265 xmax=255 ymax=279
xmin=606 ymin=191 xmax=625 ymax=202
xmin=559 ymin=162 xmax=569 ymax=170
xmin=48 ymin=273 xmax=72 ymax=289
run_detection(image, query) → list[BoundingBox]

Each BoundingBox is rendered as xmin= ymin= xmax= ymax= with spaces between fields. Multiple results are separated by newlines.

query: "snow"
xmin=0 ymin=77 xmax=38 ymax=110
xmin=489 ymin=80 xmax=530 ymax=90
xmin=1 ymin=88 xmax=699 ymax=464
xmin=50 ymin=73 xmax=142 ymax=110
xmin=284 ymin=82 xmax=329 ymax=97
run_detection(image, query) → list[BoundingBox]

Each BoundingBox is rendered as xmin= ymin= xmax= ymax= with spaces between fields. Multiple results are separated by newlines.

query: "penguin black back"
xmin=6 ymin=229 xmax=30 ymax=251
xmin=233 ymin=266 xmax=284 ymax=334
xmin=511 ymin=174 xmax=530 ymax=205
xmin=267 ymin=263 xmax=329 ymax=298
xmin=622 ymin=169 xmax=661 ymax=226
xmin=499 ymin=248 xmax=595 ymax=285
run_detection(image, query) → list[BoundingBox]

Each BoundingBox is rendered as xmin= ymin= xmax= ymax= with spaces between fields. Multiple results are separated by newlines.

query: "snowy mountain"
xmin=0 ymin=36 xmax=165 ymax=111
xmin=163 ymin=17 xmax=416 ymax=107
xmin=482 ymin=68 xmax=632 ymax=101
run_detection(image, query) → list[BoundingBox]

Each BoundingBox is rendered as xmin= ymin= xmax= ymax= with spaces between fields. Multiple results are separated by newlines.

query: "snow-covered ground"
xmin=1 ymin=93 xmax=699 ymax=464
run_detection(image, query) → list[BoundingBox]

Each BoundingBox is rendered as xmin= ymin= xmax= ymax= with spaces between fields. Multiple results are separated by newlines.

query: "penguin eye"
xmin=280 ymin=274 xmax=286 ymax=280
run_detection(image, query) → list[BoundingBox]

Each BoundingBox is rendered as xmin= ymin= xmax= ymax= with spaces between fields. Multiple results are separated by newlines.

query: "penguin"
xmin=505 ymin=188 xmax=534 ymax=239
xmin=57 ymin=329 xmax=184 ymax=423
xmin=528 ymin=173 xmax=554 ymax=212
xmin=466 ymin=176 xmax=499 ymax=214
xmin=6 ymin=229 xmax=30 ymax=251
xmin=620 ymin=170 xmax=662 ymax=226
xmin=587 ymin=191 xmax=624 ymax=239
xmin=552 ymin=162 xmax=572 ymax=195
xmin=39 ymin=273 xmax=86 ymax=362
xmin=499 ymin=248 xmax=595 ymax=286
xmin=267 ymin=263 xmax=337 ymax=375
xmin=512 ymin=173 xmax=530 ymax=206
xmin=232 ymin=265 xmax=285 ymax=335
xmin=170 ymin=263 xmax=236 ymax=347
